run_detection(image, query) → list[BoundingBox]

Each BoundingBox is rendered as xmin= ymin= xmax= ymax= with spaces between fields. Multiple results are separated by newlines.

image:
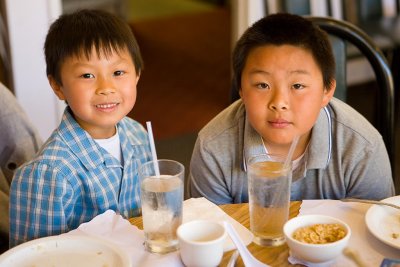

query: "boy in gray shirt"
xmin=188 ymin=13 xmax=394 ymax=204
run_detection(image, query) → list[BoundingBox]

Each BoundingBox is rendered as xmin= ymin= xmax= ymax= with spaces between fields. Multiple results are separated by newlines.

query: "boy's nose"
xmin=97 ymin=87 xmax=115 ymax=95
xmin=96 ymin=78 xmax=116 ymax=95
xmin=268 ymin=89 xmax=288 ymax=110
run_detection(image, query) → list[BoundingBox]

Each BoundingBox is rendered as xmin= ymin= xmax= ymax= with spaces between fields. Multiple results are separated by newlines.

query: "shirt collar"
xmin=307 ymin=106 xmax=332 ymax=169
xmin=57 ymin=107 xmax=142 ymax=170
xmin=242 ymin=117 xmax=266 ymax=172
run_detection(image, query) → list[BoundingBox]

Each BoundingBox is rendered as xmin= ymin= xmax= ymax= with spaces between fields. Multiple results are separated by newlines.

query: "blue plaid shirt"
xmin=9 ymin=107 xmax=151 ymax=247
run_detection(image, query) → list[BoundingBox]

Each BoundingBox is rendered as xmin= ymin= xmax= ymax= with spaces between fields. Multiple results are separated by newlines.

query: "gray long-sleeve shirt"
xmin=188 ymin=98 xmax=394 ymax=204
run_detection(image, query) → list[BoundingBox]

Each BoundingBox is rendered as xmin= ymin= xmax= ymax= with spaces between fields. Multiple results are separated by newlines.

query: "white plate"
xmin=0 ymin=235 xmax=131 ymax=267
xmin=365 ymin=195 xmax=400 ymax=249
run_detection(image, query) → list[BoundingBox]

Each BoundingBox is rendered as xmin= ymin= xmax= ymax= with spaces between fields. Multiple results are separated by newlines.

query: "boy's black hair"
xmin=232 ymin=13 xmax=335 ymax=93
xmin=44 ymin=9 xmax=143 ymax=85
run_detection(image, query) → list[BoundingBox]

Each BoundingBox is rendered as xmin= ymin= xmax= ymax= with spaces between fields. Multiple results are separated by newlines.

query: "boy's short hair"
xmin=44 ymin=9 xmax=143 ymax=85
xmin=232 ymin=13 xmax=335 ymax=93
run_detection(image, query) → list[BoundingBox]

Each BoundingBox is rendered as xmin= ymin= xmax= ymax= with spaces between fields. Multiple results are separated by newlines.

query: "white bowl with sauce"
xmin=283 ymin=214 xmax=351 ymax=263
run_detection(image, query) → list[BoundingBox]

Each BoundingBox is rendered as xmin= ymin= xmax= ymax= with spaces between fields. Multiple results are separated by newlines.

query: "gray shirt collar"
xmin=242 ymin=117 xmax=264 ymax=172
xmin=307 ymin=106 xmax=332 ymax=169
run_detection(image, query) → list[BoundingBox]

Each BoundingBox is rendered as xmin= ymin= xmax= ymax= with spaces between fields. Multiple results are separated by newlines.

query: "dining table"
xmin=2 ymin=198 xmax=397 ymax=266
xmin=129 ymin=201 xmax=302 ymax=267
xmin=129 ymin=198 xmax=400 ymax=267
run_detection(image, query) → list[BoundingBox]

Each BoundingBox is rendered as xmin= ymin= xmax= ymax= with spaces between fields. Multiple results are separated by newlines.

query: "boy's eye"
xmin=114 ymin=70 xmax=125 ymax=76
xmin=256 ymin=83 xmax=269 ymax=89
xmin=81 ymin=73 xmax=94 ymax=79
xmin=292 ymin=83 xmax=305 ymax=90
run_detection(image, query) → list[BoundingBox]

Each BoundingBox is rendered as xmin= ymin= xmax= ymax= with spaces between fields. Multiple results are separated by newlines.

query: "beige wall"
xmin=5 ymin=0 xmax=63 ymax=140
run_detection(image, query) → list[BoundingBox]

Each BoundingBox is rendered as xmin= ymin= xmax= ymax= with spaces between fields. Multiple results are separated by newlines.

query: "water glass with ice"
xmin=247 ymin=153 xmax=292 ymax=247
xmin=139 ymin=159 xmax=184 ymax=254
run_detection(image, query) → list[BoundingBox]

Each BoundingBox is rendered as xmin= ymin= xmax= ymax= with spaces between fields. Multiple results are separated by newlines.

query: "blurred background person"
xmin=0 ymin=83 xmax=42 ymax=251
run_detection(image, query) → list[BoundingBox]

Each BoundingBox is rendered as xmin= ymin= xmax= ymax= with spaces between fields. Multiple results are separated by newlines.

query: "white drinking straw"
xmin=284 ymin=135 xmax=299 ymax=169
xmin=146 ymin=121 xmax=160 ymax=176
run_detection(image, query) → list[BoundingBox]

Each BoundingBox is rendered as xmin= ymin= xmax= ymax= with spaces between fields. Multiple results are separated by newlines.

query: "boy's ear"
xmin=321 ymin=79 xmax=336 ymax=107
xmin=48 ymin=76 xmax=66 ymax=100
xmin=136 ymin=72 xmax=141 ymax=83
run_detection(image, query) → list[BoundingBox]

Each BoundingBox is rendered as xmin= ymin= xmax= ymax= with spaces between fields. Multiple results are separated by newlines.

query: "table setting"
xmin=1 ymin=196 xmax=399 ymax=266
xmin=219 ymin=197 xmax=400 ymax=267
xmin=0 ymin=197 xmax=254 ymax=267
xmin=291 ymin=198 xmax=400 ymax=266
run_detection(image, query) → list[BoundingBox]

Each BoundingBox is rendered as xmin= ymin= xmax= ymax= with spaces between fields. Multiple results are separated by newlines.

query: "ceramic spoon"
xmin=223 ymin=221 xmax=270 ymax=267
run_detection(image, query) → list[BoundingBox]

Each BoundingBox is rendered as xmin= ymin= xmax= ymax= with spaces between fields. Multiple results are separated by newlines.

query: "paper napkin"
xmin=65 ymin=197 xmax=252 ymax=267
xmin=66 ymin=209 xmax=182 ymax=267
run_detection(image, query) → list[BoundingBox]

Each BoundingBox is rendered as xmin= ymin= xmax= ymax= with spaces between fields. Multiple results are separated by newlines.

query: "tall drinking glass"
xmin=139 ymin=159 xmax=184 ymax=254
xmin=247 ymin=153 xmax=292 ymax=246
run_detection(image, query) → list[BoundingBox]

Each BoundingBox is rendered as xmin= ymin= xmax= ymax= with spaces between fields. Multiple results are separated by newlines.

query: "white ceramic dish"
xmin=185 ymin=215 xmax=253 ymax=252
xmin=0 ymin=235 xmax=131 ymax=267
xmin=178 ymin=220 xmax=227 ymax=267
xmin=283 ymin=214 xmax=351 ymax=263
xmin=365 ymin=195 xmax=400 ymax=249
xmin=183 ymin=198 xmax=253 ymax=252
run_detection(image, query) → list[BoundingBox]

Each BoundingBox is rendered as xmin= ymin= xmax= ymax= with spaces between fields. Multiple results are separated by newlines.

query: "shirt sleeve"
xmin=344 ymin=137 xmax=395 ymax=200
xmin=9 ymin=162 xmax=72 ymax=247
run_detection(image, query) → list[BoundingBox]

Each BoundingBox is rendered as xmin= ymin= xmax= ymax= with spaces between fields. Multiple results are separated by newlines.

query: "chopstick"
xmin=227 ymin=250 xmax=239 ymax=267
xmin=340 ymin=198 xmax=400 ymax=210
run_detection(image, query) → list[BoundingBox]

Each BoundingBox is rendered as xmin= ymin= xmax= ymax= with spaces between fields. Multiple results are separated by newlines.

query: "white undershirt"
xmin=94 ymin=128 xmax=122 ymax=164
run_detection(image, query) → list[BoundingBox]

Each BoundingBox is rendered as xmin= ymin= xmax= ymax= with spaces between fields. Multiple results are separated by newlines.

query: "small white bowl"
xmin=177 ymin=220 xmax=227 ymax=267
xmin=283 ymin=215 xmax=351 ymax=263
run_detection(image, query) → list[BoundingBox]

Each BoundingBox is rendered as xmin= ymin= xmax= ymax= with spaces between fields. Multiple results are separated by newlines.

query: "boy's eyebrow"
xmin=247 ymin=69 xmax=311 ymax=75
xmin=248 ymin=69 xmax=271 ymax=75
xmin=289 ymin=69 xmax=311 ymax=75
xmin=67 ymin=62 xmax=94 ymax=69
xmin=69 ymin=57 xmax=129 ymax=68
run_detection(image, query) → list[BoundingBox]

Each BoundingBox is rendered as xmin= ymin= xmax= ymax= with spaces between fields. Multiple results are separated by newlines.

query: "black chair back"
xmin=309 ymin=17 xmax=395 ymax=169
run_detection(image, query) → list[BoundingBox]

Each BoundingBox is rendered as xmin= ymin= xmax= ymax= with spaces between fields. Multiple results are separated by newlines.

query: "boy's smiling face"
xmin=49 ymin=47 xmax=139 ymax=139
xmin=240 ymin=44 xmax=335 ymax=154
